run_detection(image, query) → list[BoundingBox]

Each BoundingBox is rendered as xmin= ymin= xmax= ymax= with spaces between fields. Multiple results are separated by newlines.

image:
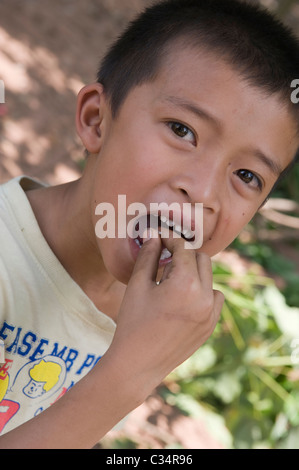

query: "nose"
xmin=174 ymin=162 xmax=222 ymax=214
xmin=170 ymin=158 xmax=223 ymax=243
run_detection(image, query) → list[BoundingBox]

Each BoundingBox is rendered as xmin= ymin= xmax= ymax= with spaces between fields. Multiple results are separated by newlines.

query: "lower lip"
xmin=128 ymin=237 xmax=172 ymax=267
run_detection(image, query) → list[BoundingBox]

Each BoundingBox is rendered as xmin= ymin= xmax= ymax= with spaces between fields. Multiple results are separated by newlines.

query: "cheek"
xmin=224 ymin=209 xmax=255 ymax=240
xmin=116 ymin=128 xmax=172 ymax=186
xmin=96 ymin=235 xmax=135 ymax=284
xmin=224 ymin=210 xmax=252 ymax=237
xmin=204 ymin=211 xmax=254 ymax=256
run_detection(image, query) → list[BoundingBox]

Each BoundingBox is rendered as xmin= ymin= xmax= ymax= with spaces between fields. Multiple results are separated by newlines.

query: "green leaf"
xmin=276 ymin=427 xmax=299 ymax=449
xmin=212 ymin=371 xmax=242 ymax=404
xmin=262 ymin=286 xmax=299 ymax=339
xmin=170 ymin=344 xmax=217 ymax=379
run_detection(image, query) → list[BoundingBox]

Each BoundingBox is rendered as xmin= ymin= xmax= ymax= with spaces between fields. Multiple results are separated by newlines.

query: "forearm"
xmin=0 ymin=352 xmax=146 ymax=449
xmin=0 ymin=236 xmax=223 ymax=448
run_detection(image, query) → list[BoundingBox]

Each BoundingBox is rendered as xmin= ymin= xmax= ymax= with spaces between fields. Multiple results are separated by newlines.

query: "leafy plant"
xmin=162 ymin=263 xmax=299 ymax=449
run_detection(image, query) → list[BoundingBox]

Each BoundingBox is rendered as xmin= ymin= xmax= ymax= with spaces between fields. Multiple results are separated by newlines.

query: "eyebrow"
xmin=250 ymin=149 xmax=283 ymax=178
xmin=163 ymin=94 xmax=283 ymax=177
xmin=163 ymin=95 xmax=223 ymax=133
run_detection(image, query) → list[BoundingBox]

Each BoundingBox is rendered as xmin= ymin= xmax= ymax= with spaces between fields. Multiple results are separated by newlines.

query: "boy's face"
xmin=77 ymin=47 xmax=298 ymax=284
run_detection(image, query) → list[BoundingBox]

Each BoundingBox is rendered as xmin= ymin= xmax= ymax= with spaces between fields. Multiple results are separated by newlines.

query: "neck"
xmin=26 ymin=174 xmax=125 ymax=321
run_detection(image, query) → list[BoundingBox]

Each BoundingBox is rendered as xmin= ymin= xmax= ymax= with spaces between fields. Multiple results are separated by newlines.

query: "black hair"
xmin=97 ymin=0 xmax=299 ymax=127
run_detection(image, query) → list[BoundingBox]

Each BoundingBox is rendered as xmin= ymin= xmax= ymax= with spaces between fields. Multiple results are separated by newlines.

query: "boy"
xmin=0 ymin=0 xmax=298 ymax=448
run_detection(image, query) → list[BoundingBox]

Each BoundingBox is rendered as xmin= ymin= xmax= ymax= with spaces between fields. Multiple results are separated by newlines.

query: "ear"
xmin=76 ymin=83 xmax=108 ymax=154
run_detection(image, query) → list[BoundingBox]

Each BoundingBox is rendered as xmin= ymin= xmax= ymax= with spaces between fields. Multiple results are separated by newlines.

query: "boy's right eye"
xmin=167 ymin=121 xmax=196 ymax=146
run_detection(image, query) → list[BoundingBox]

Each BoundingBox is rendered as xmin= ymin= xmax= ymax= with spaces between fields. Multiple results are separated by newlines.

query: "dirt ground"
xmin=0 ymin=0 xmax=155 ymax=184
xmin=0 ymin=0 xmax=298 ymax=449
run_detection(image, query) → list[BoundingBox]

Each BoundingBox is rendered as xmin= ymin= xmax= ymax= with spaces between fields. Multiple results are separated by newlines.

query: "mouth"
xmin=130 ymin=213 xmax=195 ymax=263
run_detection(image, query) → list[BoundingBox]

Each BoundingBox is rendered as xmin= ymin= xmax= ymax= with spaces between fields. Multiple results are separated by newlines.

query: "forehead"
xmin=134 ymin=46 xmax=298 ymax=169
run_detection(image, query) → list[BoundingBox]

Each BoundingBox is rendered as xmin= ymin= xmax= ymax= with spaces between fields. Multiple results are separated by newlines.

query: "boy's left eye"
xmin=167 ymin=121 xmax=196 ymax=145
xmin=235 ymin=169 xmax=263 ymax=190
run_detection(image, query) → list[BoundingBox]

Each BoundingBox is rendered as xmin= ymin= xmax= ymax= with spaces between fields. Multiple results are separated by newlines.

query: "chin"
xmin=197 ymin=239 xmax=225 ymax=258
xmin=104 ymin=252 xmax=135 ymax=286
xmin=112 ymin=266 xmax=133 ymax=285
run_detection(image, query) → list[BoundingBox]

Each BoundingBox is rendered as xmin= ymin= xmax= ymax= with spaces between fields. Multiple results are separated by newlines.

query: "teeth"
xmin=134 ymin=238 xmax=142 ymax=248
xmin=134 ymin=236 xmax=172 ymax=261
xmin=159 ymin=247 xmax=172 ymax=260
xmin=165 ymin=218 xmax=175 ymax=227
xmin=134 ymin=213 xmax=194 ymax=243
xmin=164 ymin=219 xmax=193 ymax=240
xmin=183 ymin=229 xmax=194 ymax=240
xmin=161 ymin=216 xmax=185 ymax=235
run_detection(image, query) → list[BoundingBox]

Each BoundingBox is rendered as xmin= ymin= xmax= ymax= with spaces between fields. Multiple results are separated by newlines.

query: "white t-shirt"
xmin=0 ymin=176 xmax=116 ymax=435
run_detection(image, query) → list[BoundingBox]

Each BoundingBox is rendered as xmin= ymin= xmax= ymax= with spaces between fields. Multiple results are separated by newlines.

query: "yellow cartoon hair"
xmin=29 ymin=360 xmax=61 ymax=392
xmin=0 ymin=369 xmax=9 ymax=402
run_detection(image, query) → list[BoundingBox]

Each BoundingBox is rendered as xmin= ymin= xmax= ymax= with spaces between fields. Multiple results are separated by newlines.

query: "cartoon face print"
xmin=23 ymin=379 xmax=47 ymax=398
xmin=22 ymin=359 xmax=62 ymax=399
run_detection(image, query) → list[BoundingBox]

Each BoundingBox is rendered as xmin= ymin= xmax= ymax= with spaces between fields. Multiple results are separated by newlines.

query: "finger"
xmin=130 ymin=229 xmax=162 ymax=283
xmin=195 ymin=252 xmax=213 ymax=288
xmin=159 ymin=259 xmax=173 ymax=283
xmin=159 ymin=227 xmax=198 ymax=274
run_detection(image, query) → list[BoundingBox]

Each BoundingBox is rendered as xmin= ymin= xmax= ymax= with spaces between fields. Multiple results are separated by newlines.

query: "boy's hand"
xmin=0 ymin=230 xmax=224 ymax=449
xmin=107 ymin=228 xmax=224 ymax=399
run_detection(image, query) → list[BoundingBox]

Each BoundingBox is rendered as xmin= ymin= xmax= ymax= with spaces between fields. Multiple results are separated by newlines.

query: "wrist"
xmin=99 ymin=348 xmax=154 ymax=408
